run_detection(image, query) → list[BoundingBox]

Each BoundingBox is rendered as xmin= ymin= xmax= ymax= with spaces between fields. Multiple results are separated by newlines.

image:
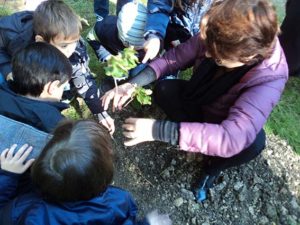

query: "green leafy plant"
xmin=104 ymin=47 xmax=152 ymax=105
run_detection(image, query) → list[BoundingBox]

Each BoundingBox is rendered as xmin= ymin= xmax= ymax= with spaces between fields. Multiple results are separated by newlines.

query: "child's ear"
xmin=35 ymin=35 xmax=45 ymax=43
xmin=47 ymin=80 xmax=61 ymax=95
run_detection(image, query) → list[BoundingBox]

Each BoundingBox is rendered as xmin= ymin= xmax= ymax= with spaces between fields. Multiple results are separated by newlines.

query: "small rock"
xmin=280 ymin=206 xmax=288 ymax=216
xmin=215 ymin=182 xmax=226 ymax=191
xmin=171 ymin=159 xmax=177 ymax=165
xmin=266 ymin=203 xmax=277 ymax=218
xmin=162 ymin=170 xmax=170 ymax=179
xmin=287 ymin=215 xmax=297 ymax=225
xmin=181 ymin=188 xmax=195 ymax=200
xmin=248 ymin=206 xmax=255 ymax=216
xmin=191 ymin=217 xmax=197 ymax=225
xmin=260 ymin=216 xmax=269 ymax=225
xmin=233 ymin=181 xmax=244 ymax=191
xmin=201 ymin=222 xmax=210 ymax=225
xmin=174 ymin=197 xmax=184 ymax=207
xmin=290 ymin=198 xmax=299 ymax=209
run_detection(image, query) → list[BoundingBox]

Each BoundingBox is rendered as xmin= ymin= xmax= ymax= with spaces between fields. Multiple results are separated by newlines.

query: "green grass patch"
xmin=265 ymin=77 xmax=300 ymax=154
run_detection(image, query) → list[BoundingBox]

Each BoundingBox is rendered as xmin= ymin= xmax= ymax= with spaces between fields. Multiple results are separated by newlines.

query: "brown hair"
xmin=31 ymin=120 xmax=114 ymax=202
xmin=33 ymin=0 xmax=82 ymax=42
xmin=175 ymin=0 xmax=199 ymax=11
xmin=200 ymin=0 xmax=278 ymax=65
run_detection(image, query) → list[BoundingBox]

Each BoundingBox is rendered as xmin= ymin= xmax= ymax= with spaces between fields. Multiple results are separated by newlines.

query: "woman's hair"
xmin=200 ymin=0 xmax=278 ymax=65
xmin=174 ymin=0 xmax=199 ymax=11
xmin=31 ymin=120 xmax=114 ymax=202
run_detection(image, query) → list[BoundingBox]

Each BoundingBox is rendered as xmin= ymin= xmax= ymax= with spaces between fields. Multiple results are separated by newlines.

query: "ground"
xmin=105 ymin=105 xmax=300 ymax=225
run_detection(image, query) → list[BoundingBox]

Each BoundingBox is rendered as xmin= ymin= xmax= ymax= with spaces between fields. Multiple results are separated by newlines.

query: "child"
xmin=0 ymin=120 xmax=172 ymax=225
xmin=0 ymin=42 xmax=71 ymax=133
xmin=92 ymin=0 xmax=213 ymax=63
xmin=102 ymin=0 xmax=288 ymax=202
xmin=0 ymin=0 xmax=114 ymax=133
xmin=279 ymin=0 xmax=300 ymax=77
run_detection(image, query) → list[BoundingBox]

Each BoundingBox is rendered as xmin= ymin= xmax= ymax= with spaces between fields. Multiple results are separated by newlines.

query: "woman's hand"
xmin=122 ymin=118 xmax=156 ymax=146
xmin=102 ymin=83 xmax=136 ymax=112
xmin=0 ymin=144 xmax=35 ymax=174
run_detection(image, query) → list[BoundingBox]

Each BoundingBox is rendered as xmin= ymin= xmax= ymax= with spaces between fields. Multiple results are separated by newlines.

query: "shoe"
xmin=194 ymin=173 xmax=218 ymax=203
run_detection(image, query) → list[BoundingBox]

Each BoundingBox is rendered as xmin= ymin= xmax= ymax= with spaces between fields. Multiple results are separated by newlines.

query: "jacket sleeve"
xmin=148 ymin=35 xmax=205 ymax=78
xmin=69 ymin=40 xmax=105 ymax=115
xmin=144 ymin=0 xmax=174 ymax=39
xmin=179 ymin=76 xmax=287 ymax=157
xmin=0 ymin=170 xmax=21 ymax=208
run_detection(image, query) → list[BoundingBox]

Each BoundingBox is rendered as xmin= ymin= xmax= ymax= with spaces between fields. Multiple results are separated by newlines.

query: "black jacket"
xmin=0 ymin=11 xmax=105 ymax=115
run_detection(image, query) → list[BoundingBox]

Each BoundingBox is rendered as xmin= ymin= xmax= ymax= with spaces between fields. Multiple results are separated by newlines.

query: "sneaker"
xmin=194 ymin=173 xmax=218 ymax=203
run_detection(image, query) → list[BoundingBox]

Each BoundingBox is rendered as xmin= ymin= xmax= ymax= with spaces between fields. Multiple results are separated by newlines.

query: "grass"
xmin=2 ymin=1 xmax=300 ymax=154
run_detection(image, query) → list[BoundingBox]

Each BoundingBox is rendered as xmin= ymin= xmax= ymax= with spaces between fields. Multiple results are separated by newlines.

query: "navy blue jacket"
xmin=0 ymin=170 xmax=148 ymax=225
xmin=0 ymin=11 xmax=105 ymax=116
xmin=0 ymin=83 xmax=68 ymax=133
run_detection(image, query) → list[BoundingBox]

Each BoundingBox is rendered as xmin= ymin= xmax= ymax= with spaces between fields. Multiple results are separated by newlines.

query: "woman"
xmin=102 ymin=0 xmax=288 ymax=202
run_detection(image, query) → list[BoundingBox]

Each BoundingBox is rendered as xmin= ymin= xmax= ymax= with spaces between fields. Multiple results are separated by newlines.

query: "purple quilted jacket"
xmin=149 ymin=35 xmax=288 ymax=157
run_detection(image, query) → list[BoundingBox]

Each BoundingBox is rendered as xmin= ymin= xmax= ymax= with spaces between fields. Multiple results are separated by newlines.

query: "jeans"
xmin=0 ymin=115 xmax=52 ymax=160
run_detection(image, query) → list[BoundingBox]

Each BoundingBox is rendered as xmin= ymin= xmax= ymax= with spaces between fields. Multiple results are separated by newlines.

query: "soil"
xmin=111 ymin=105 xmax=300 ymax=225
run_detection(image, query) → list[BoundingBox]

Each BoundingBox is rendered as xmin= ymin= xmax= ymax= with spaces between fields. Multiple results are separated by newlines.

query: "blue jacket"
xmin=0 ymin=170 xmax=148 ymax=225
xmin=145 ymin=0 xmax=213 ymax=39
xmin=0 ymin=83 xmax=68 ymax=133
xmin=0 ymin=11 xmax=105 ymax=116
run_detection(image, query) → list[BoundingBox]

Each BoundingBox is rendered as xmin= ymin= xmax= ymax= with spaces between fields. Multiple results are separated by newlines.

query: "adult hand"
xmin=0 ymin=144 xmax=35 ymax=174
xmin=122 ymin=118 xmax=156 ymax=146
xmin=101 ymin=83 xmax=136 ymax=112
xmin=142 ymin=36 xmax=161 ymax=63
xmin=99 ymin=115 xmax=115 ymax=135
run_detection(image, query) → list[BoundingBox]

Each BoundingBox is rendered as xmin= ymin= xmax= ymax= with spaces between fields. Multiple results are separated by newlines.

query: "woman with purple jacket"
xmin=102 ymin=0 xmax=288 ymax=202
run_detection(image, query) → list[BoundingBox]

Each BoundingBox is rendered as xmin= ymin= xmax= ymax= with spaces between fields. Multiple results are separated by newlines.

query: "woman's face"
xmin=205 ymin=52 xmax=245 ymax=68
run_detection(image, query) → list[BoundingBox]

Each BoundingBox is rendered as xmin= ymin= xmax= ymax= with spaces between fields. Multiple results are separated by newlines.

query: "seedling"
xmin=104 ymin=47 xmax=152 ymax=105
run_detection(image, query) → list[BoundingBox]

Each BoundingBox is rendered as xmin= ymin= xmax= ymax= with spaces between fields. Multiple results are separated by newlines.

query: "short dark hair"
xmin=31 ymin=120 xmax=114 ymax=202
xmin=200 ymin=0 xmax=278 ymax=65
xmin=10 ymin=42 xmax=72 ymax=96
xmin=33 ymin=0 xmax=82 ymax=42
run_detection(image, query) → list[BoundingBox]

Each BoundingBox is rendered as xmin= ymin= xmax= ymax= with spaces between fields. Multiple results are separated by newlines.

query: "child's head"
xmin=200 ymin=0 xmax=278 ymax=68
xmin=31 ymin=120 xmax=114 ymax=202
xmin=33 ymin=0 xmax=82 ymax=58
xmin=11 ymin=42 xmax=72 ymax=100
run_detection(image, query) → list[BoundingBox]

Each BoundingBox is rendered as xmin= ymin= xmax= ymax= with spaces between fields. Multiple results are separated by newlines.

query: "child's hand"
xmin=147 ymin=210 xmax=172 ymax=225
xmin=0 ymin=144 xmax=35 ymax=174
xmin=142 ymin=36 xmax=161 ymax=63
xmin=99 ymin=114 xmax=115 ymax=135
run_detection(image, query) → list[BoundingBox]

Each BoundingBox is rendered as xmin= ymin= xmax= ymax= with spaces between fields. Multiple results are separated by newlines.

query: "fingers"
xmin=142 ymin=49 xmax=152 ymax=64
xmin=23 ymin=159 xmax=35 ymax=172
xmin=0 ymin=148 xmax=9 ymax=162
xmin=122 ymin=123 xmax=135 ymax=131
xmin=13 ymin=144 xmax=29 ymax=160
xmin=102 ymin=90 xmax=115 ymax=111
xmin=124 ymin=138 xmax=140 ymax=146
xmin=124 ymin=117 xmax=138 ymax=124
xmin=6 ymin=144 xmax=17 ymax=160
xmin=17 ymin=146 xmax=33 ymax=164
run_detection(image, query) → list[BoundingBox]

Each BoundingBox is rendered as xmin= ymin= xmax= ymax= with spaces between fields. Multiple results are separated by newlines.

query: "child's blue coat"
xmin=0 ymin=170 xmax=148 ymax=225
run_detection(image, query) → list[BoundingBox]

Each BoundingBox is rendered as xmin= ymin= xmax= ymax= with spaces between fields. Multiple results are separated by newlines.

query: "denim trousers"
xmin=0 ymin=115 xmax=52 ymax=160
